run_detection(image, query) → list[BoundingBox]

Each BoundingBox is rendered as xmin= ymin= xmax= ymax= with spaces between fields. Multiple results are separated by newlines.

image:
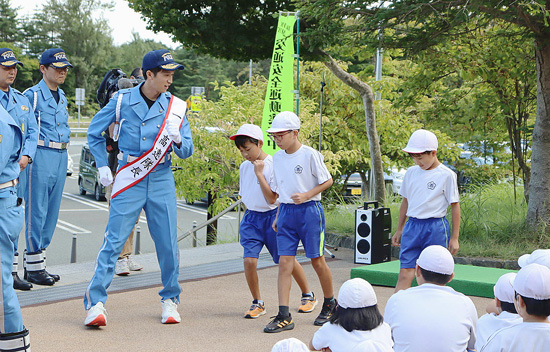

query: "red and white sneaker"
xmin=85 ymin=302 xmax=107 ymax=326
xmin=161 ymin=299 xmax=181 ymax=324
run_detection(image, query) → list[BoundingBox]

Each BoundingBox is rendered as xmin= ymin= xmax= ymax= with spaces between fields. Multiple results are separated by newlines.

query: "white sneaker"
xmin=127 ymin=255 xmax=143 ymax=271
xmin=85 ymin=302 xmax=107 ymax=326
xmin=161 ymin=299 xmax=181 ymax=324
xmin=115 ymin=258 xmax=130 ymax=276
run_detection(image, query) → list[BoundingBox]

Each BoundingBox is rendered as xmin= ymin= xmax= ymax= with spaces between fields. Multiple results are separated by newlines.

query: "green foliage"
xmin=129 ymin=0 xmax=295 ymax=61
xmin=0 ymin=0 xmax=20 ymax=42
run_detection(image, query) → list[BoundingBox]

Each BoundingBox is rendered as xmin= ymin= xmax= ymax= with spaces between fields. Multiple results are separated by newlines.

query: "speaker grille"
xmin=357 ymin=239 xmax=371 ymax=254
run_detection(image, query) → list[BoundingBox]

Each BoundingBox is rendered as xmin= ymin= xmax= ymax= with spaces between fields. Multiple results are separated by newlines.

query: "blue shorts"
xmin=277 ymin=201 xmax=325 ymax=259
xmin=240 ymin=208 xmax=279 ymax=264
xmin=400 ymin=217 xmax=450 ymax=269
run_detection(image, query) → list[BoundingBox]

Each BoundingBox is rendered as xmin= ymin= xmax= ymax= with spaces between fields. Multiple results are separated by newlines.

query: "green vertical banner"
xmin=261 ymin=14 xmax=296 ymax=155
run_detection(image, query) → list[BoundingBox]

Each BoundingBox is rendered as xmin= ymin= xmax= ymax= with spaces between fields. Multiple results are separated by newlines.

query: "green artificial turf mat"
xmin=350 ymin=260 xmax=517 ymax=298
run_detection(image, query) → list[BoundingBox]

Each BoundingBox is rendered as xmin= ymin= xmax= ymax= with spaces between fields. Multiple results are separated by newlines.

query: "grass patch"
xmin=325 ymin=182 xmax=550 ymax=261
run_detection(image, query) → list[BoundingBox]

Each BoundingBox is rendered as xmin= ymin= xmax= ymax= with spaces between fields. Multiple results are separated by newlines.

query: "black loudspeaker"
xmin=354 ymin=201 xmax=392 ymax=264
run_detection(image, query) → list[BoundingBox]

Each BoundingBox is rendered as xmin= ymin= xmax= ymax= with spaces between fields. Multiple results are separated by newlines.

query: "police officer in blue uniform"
xmin=23 ymin=48 xmax=72 ymax=286
xmin=84 ymin=49 xmax=193 ymax=327
xmin=0 ymin=48 xmax=38 ymax=291
xmin=0 ymin=103 xmax=31 ymax=351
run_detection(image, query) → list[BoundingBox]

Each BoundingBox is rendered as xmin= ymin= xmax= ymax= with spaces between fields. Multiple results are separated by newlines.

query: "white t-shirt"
xmin=312 ymin=321 xmax=394 ymax=352
xmin=399 ymin=164 xmax=459 ymax=219
xmin=238 ymin=155 xmax=278 ymax=212
xmin=475 ymin=311 xmax=523 ymax=351
xmin=480 ymin=322 xmax=550 ymax=352
xmin=384 ymin=283 xmax=477 ymax=352
xmin=272 ymin=145 xmax=331 ymax=204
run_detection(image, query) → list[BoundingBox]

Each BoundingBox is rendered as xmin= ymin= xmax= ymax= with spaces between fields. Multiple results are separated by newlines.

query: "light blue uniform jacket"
xmin=22 ymin=79 xmax=69 ymax=253
xmin=84 ymin=83 xmax=193 ymax=308
xmin=0 ymin=106 xmax=24 ymax=333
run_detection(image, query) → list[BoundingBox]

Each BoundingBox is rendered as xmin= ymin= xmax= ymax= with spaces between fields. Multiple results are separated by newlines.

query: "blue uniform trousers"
xmin=0 ymin=189 xmax=24 ymax=333
xmin=24 ymin=147 xmax=67 ymax=253
xmin=13 ymin=167 xmax=29 ymax=254
xmin=84 ymin=165 xmax=180 ymax=309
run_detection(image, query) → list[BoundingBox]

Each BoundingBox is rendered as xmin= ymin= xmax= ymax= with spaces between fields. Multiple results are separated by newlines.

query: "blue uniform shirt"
xmin=23 ymin=79 xmax=70 ymax=145
xmin=87 ymin=83 xmax=193 ymax=169
xmin=0 ymin=106 xmax=23 ymax=194
xmin=1 ymin=87 xmax=38 ymax=160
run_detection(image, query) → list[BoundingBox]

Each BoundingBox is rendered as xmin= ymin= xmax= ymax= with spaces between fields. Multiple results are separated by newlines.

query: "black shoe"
xmin=264 ymin=314 xmax=294 ymax=333
xmin=24 ymin=269 xmax=55 ymax=286
xmin=46 ymin=271 xmax=60 ymax=282
xmin=13 ymin=273 xmax=33 ymax=291
xmin=314 ymin=298 xmax=337 ymax=326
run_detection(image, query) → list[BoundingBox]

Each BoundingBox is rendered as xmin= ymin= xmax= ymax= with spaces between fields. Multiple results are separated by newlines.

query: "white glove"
xmin=166 ymin=119 xmax=182 ymax=145
xmin=98 ymin=166 xmax=113 ymax=187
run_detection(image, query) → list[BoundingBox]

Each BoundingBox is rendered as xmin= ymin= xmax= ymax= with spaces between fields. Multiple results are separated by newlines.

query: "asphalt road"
xmin=16 ymin=137 xmax=243 ymax=266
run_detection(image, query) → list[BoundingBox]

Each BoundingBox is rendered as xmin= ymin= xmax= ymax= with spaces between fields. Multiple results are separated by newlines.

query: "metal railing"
xmin=177 ymin=198 xmax=243 ymax=243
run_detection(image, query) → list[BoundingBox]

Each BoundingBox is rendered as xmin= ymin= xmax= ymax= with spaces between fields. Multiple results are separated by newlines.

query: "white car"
xmin=67 ymin=154 xmax=74 ymax=176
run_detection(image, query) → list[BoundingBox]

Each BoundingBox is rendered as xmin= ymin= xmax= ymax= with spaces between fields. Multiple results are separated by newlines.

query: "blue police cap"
xmin=0 ymin=48 xmax=23 ymax=67
xmin=40 ymin=48 xmax=73 ymax=68
xmin=142 ymin=49 xmax=184 ymax=72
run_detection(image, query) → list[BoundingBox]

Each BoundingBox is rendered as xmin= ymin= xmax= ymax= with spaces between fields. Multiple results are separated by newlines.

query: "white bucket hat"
xmin=417 ymin=245 xmax=454 ymax=275
xmin=403 ymin=129 xmax=438 ymax=153
xmin=266 ymin=111 xmax=300 ymax=133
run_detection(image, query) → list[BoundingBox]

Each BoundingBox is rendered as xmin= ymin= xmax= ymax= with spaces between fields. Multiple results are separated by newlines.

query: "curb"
xmin=326 ymin=232 xmax=520 ymax=270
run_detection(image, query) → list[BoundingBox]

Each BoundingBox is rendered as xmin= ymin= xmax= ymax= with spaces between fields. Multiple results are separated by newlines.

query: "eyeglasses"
xmin=268 ymin=130 xmax=293 ymax=142
xmin=408 ymin=151 xmax=431 ymax=159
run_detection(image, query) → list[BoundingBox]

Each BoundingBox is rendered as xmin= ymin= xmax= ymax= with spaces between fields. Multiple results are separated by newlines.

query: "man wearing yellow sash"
xmin=84 ymin=49 xmax=193 ymax=327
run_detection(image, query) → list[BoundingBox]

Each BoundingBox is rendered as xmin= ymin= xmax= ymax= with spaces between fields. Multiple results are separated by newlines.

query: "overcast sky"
xmin=11 ymin=0 xmax=177 ymax=48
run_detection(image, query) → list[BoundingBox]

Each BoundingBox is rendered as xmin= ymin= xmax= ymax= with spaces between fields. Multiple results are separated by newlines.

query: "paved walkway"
xmin=18 ymin=244 xmax=492 ymax=351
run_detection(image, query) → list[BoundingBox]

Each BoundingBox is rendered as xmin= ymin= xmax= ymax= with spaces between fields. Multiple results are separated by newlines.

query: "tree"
xmin=352 ymin=1 xmax=549 ymax=229
xmin=0 ymin=0 xmax=21 ymax=42
xmin=23 ymin=0 xmax=115 ymax=116
xmin=129 ymin=0 xmax=389 ymax=205
xmin=391 ymin=20 xmax=536 ymax=198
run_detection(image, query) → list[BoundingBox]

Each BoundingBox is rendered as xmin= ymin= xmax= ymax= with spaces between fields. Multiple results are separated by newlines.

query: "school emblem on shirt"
xmin=427 ymin=181 xmax=436 ymax=190
xmin=21 ymin=105 xmax=28 ymax=111
xmin=294 ymin=165 xmax=303 ymax=174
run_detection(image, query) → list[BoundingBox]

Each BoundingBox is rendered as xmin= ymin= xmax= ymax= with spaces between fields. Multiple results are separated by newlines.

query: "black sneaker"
xmin=314 ymin=298 xmax=337 ymax=326
xmin=263 ymin=314 xmax=294 ymax=333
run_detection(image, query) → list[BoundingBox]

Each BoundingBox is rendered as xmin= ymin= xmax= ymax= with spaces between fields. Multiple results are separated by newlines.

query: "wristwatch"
xmin=26 ymin=155 xmax=32 ymax=164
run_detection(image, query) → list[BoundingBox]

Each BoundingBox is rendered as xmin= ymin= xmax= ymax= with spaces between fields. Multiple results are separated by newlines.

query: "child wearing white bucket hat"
xmin=392 ymin=129 xmax=461 ymax=292
xmin=480 ymin=263 xmax=550 ymax=352
xmin=384 ymin=245 xmax=477 ymax=352
xmin=230 ymin=124 xmax=313 ymax=319
xmin=309 ymin=278 xmax=393 ymax=352
xmin=475 ymin=273 xmax=522 ymax=350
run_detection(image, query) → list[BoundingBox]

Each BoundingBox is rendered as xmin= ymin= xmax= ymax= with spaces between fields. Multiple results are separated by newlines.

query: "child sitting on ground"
xmin=475 ymin=273 xmax=522 ymax=350
xmin=309 ymin=278 xmax=393 ymax=352
xmin=480 ymin=263 xmax=550 ymax=351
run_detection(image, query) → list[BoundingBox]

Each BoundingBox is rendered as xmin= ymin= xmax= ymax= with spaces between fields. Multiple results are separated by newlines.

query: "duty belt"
xmin=118 ymin=153 xmax=171 ymax=164
xmin=37 ymin=140 xmax=68 ymax=150
xmin=0 ymin=179 xmax=18 ymax=190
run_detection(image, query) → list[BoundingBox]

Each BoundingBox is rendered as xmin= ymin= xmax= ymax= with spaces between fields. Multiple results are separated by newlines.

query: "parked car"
xmin=67 ymin=154 xmax=74 ymax=176
xmin=341 ymin=169 xmax=404 ymax=199
xmin=78 ymin=144 xmax=106 ymax=201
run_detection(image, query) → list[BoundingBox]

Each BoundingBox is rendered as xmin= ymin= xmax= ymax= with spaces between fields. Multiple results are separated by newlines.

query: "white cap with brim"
xmin=493 ymin=272 xmax=517 ymax=303
xmin=403 ymin=129 xmax=438 ymax=153
xmin=271 ymin=338 xmax=310 ymax=352
xmin=518 ymin=249 xmax=550 ymax=268
xmin=417 ymin=245 xmax=454 ymax=275
xmin=338 ymin=278 xmax=377 ymax=309
xmin=514 ymin=263 xmax=550 ymax=300
xmin=229 ymin=124 xmax=263 ymax=141
xmin=266 ymin=111 xmax=300 ymax=133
